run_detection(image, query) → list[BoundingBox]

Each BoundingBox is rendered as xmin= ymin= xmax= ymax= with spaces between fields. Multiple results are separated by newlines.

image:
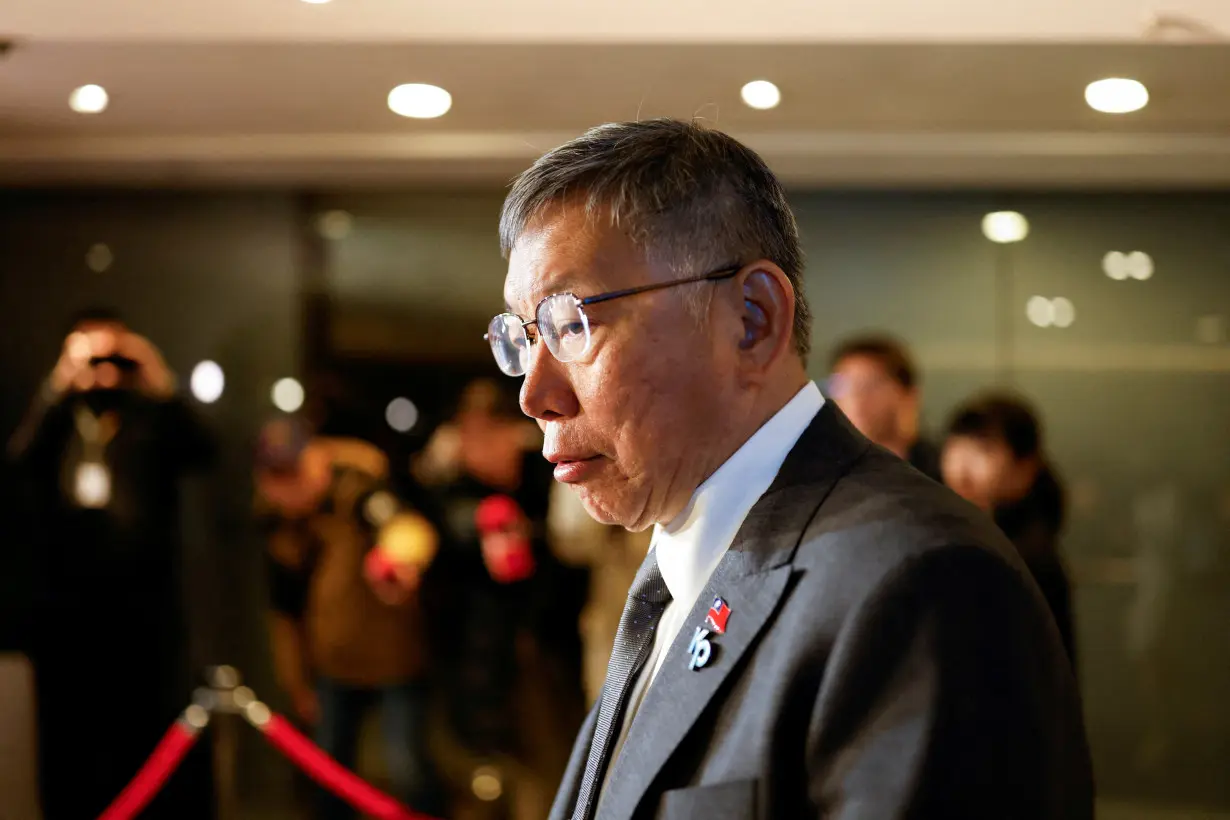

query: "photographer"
xmin=7 ymin=307 xmax=216 ymax=819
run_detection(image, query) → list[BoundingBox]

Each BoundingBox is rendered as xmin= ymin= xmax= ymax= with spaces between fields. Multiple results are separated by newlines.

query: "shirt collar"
xmin=653 ymin=381 xmax=825 ymax=608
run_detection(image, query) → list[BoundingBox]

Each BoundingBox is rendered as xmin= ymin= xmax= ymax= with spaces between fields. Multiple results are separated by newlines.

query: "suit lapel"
xmin=597 ymin=556 xmax=793 ymax=819
xmin=596 ymin=404 xmax=870 ymax=819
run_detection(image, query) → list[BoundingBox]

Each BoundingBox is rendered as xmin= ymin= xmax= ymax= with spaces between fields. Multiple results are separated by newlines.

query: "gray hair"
xmin=499 ymin=118 xmax=811 ymax=359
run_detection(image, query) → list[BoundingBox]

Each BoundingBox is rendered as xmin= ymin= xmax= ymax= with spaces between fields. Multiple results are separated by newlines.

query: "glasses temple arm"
xmin=579 ymin=266 xmax=741 ymax=307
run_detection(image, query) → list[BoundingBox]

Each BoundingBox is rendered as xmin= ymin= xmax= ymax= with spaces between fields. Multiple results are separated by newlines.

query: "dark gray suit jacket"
xmin=550 ymin=404 xmax=1093 ymax=819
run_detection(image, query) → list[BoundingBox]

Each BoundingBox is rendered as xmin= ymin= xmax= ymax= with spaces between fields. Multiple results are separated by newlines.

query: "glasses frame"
xmin=485 ymin=263 xmax=742 ymax=373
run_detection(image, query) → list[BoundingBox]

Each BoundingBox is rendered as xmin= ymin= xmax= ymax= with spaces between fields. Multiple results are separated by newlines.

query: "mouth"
xmin=545 ymin=452 xmax=603 ymax=484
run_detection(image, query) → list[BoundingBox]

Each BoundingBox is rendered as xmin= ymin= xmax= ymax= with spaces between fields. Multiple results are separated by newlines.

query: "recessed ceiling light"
xmin=271 ymin=377 xmax=305 ymax=413
xmin=388 ymin=84 xmax=452 ymax=119
xmin=981 ymin=211 xmax=1030 ymax=244
xmin=301 ymin=0 xmax=332 ymax=4
xmin=69 ymin=84 xmax=109 ymax=114
xmin=1085 ymin=78 xmax=1149 ymax=114
xmin=740 ymin=80 xmax=781 ymax=111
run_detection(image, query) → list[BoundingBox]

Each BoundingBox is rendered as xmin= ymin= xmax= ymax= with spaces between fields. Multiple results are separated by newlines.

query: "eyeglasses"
xmin=485 ymin=264 xmax=741 ymax=377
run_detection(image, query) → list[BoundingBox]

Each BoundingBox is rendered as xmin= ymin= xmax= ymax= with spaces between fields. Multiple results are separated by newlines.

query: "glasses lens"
xmin=488 ymin=314 xmax=530 ymax=376
xmin=538 ymin=294 xmax=591 ymax=363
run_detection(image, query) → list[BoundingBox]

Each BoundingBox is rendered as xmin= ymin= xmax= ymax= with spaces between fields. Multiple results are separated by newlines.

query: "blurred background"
xmin=1 ymin=1 xmax=1228 ymax=819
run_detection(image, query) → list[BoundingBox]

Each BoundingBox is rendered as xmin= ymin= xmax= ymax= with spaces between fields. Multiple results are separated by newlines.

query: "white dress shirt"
xmin=598 ymin=380 xmax=824 ymax=801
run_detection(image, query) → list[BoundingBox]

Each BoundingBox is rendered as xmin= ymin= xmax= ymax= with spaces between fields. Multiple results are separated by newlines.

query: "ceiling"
xmin=1 ymin=1 xmax=1228 ymax=188
xmin=5 ymin=0 xmax=1229 ymax=41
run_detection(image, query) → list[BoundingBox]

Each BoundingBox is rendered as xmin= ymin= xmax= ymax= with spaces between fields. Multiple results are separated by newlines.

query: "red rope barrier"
xmin=90 ymin=673 xmax=443 ymax=820
xmin=258 ymin=712 xmax=436 ymax=820
xmin=97 ymin=719 xmax=201 ymax=820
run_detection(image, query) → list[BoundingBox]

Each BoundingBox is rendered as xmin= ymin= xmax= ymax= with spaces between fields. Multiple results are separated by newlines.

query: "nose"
xmin=519 ymin=338 xmax=580 ymax=422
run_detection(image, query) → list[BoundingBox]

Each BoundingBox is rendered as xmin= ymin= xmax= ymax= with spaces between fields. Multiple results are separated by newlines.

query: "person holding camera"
xmin=7 ymin=307 xmax=216 ymax=820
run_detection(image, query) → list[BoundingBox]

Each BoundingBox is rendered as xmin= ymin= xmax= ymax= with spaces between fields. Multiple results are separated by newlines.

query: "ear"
xmin=733 ymin=261 xmax=796 ymax=376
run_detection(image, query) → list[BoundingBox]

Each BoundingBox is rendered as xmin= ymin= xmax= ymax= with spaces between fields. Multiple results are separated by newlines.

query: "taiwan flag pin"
xmin=704 ymin=596 xmax=731 ymax=635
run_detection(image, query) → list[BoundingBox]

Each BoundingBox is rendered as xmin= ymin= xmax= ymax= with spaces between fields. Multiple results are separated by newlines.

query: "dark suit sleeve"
xmin=807 ymin=545 xmax=1091 ymax=819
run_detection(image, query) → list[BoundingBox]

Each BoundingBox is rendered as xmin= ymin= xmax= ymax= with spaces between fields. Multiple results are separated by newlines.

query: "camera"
xmin=89 ymin=354 xmax=139 ymax=372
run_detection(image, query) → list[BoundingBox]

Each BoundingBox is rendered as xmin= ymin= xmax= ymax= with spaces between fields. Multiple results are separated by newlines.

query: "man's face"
xmin=829 ymin=354 xmax=913 ymax=449
xmin=504 ymin=208 xmax=738 ymax=531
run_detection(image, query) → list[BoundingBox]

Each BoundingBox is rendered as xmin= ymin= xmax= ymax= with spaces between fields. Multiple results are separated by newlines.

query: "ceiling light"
xmin=190 ymin=361 xmax=225 ymax=404
xmin=1026 ymin=296 xmax=1054 ymax=328
xmin=1051 ymin=297 xmax=1076 ymax=328
xmin=981 ymin=211 xmax=1029 ymax=244
xmin=388 ymin=84 xmax=452 ymax=119
xmin=1085 ymin=78 xmax=1149 ymax=114
xmin=272 ymin=377 xmax=305 ymax=413
xmin=1102 ymin=251 xmax=1129 ymax=280
xmin=1126 ymin=250 xmax=1154 ymax=280
xmin=69 ymin=84 xmax=109 ymax=114
xmin=1103 ymin=250 xmax=1153 ymax=281
xmin=740 ymin=80 xmax=781 ymax=111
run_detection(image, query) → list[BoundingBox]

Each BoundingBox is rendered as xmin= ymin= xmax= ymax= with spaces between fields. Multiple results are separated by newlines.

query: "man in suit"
xmin=485 ymin=119 xmax=1093 ymax=819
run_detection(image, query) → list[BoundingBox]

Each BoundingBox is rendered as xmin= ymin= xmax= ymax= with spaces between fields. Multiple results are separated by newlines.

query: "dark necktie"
xmin=571 ymin=549 xmax=672 ymax=820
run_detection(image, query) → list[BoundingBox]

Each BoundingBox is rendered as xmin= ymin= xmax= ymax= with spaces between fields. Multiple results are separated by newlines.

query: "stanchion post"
xmin=205 ymin=666 xmax=242 ymax=820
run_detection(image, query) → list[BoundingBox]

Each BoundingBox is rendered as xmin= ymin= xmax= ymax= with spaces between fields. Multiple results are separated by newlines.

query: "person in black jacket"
xmin=7 ymin=308 xmax=217 ymax=820
xmin=941 ymin=392 xmax=1078 ymax=670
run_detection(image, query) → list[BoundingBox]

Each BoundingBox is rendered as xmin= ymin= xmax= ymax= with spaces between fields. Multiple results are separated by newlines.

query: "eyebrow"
xmin=505 ymin=271 xmax=604 ymax=316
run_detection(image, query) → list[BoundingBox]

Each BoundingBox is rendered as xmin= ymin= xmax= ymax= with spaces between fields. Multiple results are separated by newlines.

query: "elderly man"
xmin=487 ymin=119 xmax=1092 ymax=820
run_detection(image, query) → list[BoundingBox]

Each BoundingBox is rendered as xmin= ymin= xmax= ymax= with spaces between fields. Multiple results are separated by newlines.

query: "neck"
xmin=744 ymin=369 xmax=810 ymax=442
xmin=685 ymin=366 xmax=810 ymax=504
xmin=883 ymin=434 xmax=915 ymax=460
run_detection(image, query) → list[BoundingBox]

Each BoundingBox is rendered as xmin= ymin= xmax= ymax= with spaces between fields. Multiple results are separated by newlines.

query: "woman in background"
xmin=941 ymin=393 xmax=1077 ymax=671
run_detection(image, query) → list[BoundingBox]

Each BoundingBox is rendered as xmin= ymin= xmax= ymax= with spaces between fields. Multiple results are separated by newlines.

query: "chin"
xmin=573 ymin=487 xmax=637 ymax=531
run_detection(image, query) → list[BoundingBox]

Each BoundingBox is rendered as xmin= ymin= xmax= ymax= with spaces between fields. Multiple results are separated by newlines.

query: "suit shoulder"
xmin=790 ymin=447 xmax=1025 ymax=598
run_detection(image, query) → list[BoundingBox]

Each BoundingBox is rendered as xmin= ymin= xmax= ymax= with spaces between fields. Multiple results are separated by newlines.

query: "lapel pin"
xmin=688 ymin=597 xmax=732 ymax=670
xmin=704 ymin=596 xmax=731 ymax=635
xmin=687 ymin=626 xmax=712 ymax=670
